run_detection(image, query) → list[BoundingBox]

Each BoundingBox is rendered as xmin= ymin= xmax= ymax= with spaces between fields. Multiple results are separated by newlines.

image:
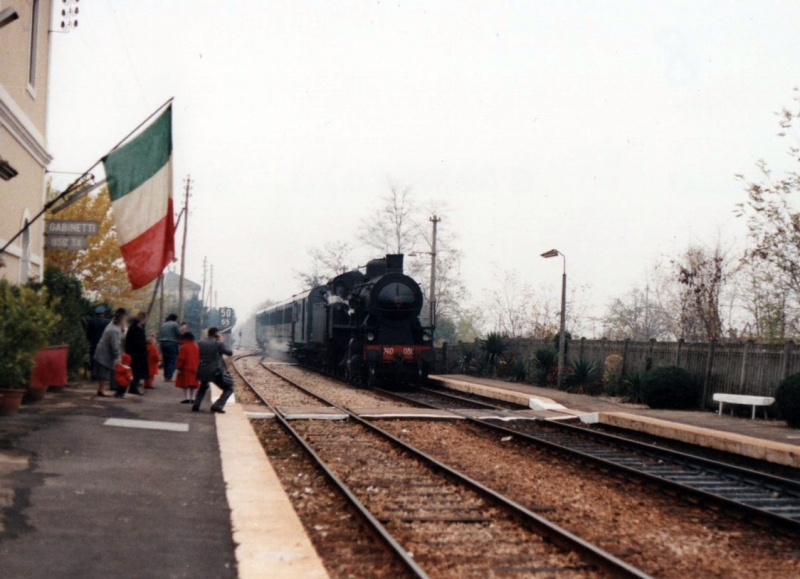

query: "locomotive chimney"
xmin=386 ymin=254 xmax=404 ymax=273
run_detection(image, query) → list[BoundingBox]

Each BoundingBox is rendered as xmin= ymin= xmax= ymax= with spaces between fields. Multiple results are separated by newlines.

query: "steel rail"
xmin=259 ymin=361 xmax=652 ymax=579
xmin=379 ymin=388 xmax=800 ymax=533
xmin=231 ymin=355 xmax=430 ymax=579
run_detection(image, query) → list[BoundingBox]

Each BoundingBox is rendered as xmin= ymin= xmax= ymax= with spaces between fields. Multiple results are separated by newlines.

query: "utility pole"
xmin=177 ymin=175 xmax=193 ymax=323
xmin=208 ymin=264 xmax=214 ymax=323
xmin=199 ymin=256 xmax=207 ymax=328
xmin=158 ymin=273 xmax=164 ymax=324
xmin=429 ymin=215 xmax=440 ymax=332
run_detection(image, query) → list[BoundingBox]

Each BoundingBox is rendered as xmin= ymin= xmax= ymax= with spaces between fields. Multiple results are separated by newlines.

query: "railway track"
xmin=380 ymin=386 xmax=800 ymax=532
xmin=235 ymin=356 xmax=650 ymax=578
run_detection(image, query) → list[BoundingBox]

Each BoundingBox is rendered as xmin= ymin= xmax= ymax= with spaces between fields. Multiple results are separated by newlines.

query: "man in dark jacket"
xmin=123 ymin=312 xmax=149 ymax=396
xmin=192 ymin=327 xmax=233 ymax=413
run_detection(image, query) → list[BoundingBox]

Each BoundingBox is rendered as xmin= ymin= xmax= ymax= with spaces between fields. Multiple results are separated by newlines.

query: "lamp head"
xmin=540 ymin=249 xmax=560 ymax=258
xmin=0 ymin=8 xmax=19 ymax=29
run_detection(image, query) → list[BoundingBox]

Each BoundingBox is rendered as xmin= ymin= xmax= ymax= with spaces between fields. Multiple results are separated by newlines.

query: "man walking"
xmin=124 ymin=312 xmax=149 ymax=396
xmin=192 ymin=327 xmax=233 ymax=413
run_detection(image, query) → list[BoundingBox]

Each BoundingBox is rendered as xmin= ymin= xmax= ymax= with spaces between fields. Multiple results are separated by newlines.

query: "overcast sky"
xmin=45 ymin=1 xmax=800 ymax=330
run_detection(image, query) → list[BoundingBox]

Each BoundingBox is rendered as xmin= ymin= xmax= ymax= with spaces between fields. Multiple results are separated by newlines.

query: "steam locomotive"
xmin=255 ymin=254 xmax=434 ymax=388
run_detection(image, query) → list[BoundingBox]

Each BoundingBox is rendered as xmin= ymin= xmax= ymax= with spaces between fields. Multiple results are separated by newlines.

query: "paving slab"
xmin=278 ymin=406 xmax=348 ymax=420
xmin=0 ymin=377 xmax=237 ymax=579
xmin=352 ymin=407 xmax=464 ymax=419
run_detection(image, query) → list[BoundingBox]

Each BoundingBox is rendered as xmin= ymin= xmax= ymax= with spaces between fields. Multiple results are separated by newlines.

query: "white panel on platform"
xmin=104 ymin=418 xmax=189 ymax=432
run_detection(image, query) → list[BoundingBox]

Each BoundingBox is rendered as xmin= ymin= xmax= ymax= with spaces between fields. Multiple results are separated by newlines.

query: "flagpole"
xmin=104 ymin=96 xmax=174 ymax=156
xmin=177 ymin=175 xmax=192 ymax=324
xmin=0 ymin=97 xmax=175 ymax=261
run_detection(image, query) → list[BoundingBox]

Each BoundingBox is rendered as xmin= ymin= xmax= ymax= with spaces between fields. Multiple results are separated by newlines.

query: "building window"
xmin=20 ymin=219 xmax=31 ymax=283
xmin=28 ymin=0 xmax=40 ymax=91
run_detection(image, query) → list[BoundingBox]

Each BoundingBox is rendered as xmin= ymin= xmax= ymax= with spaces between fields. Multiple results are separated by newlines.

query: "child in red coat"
xmin=145 ymin=336 xmax=160 ymax=389
xmin=175 ymin=332 xmax=200 ymax=404
xmin=114 ymin=353 xmax=133 ymax=398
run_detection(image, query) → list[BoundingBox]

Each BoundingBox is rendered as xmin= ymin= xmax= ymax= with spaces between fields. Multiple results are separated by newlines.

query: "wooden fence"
xmin=435 ymin=338 xmax=798 ymax=407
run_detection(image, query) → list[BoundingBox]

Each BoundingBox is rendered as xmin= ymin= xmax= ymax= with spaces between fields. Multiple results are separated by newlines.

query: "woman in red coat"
xmin=175 ymin=332 xmax=200 ymax=404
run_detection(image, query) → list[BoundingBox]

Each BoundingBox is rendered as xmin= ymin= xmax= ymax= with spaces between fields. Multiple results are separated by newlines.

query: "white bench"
xmin=712 ymin=393 xmax=775 ymax=419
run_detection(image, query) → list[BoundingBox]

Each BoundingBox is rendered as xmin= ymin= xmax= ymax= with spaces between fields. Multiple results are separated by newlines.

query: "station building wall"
xmin=0 ymin=0 xmax=53 ymax=284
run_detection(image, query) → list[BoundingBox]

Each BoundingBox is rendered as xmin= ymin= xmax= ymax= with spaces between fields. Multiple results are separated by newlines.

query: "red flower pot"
xmin=0 ymin=389 xmax=25 ymax=416
xmin=30 ymin=345 xmax=68 ymax=392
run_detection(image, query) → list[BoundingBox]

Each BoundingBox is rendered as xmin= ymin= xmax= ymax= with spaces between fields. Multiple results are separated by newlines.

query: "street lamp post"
xmin=541 ymin=249 xmax=566 ymax=389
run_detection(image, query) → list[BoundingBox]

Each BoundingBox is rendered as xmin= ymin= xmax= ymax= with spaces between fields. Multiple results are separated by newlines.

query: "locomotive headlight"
xmin=423 ymin=334 xmax=431 ymax=342
xmin=367 ymin=333 xmax=375 ymax=341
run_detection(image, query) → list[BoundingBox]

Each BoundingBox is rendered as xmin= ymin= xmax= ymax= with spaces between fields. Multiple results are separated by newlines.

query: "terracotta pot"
xmin=24 ymin=383 xmax=47 ymax=403
xmin=0 ymin=389 xmax=25 ymax=416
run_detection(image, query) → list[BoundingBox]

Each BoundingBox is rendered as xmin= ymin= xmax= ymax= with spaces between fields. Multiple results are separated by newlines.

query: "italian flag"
xmin=103 ymin=107 xmax=175 ymax=290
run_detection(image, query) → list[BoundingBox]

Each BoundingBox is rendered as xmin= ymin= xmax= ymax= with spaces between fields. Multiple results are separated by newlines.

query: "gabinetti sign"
xmin=45 ymin=220 xmax=99 ymax=236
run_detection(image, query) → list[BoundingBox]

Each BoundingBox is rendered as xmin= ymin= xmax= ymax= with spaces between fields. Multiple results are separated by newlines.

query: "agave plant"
xmin=480 ymin=332 xmax=510 ymax=377
xmin=454 ymin=348 xmax=477 ymax=375
xmin=532 ymin=347 xmax=558 ymax=386
xmin=565 ymin=356 xmax=601 ymax=395
xmin=621 ymin=370 xmax=646 ymax=404
xmin=506 ymin=355 xmax=530 ymax=383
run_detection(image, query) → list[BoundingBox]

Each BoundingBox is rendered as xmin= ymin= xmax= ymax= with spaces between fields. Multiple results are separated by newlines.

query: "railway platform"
xmin=0 ymin=374 xmax=328 ymax=579
xmin=430 ymin=374 xmax=800 ymax=468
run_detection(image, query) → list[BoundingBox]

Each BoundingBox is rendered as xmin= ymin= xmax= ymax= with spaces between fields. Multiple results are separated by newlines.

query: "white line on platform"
xmin=103 ymin=418 xmax=189 ymax=432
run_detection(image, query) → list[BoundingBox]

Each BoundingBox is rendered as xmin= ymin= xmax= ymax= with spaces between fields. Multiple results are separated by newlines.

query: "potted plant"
xmin=0 ymin=280 xmax=59 ymax=415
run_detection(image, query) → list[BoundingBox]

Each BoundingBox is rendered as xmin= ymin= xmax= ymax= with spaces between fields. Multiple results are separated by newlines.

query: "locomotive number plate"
xmin=381 ymin=346 xmax=415 ymax=361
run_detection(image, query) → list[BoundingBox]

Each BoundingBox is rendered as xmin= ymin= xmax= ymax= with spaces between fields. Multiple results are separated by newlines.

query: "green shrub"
xmin=621 ymin=370 xmax=646 ymax=404
xmin=0 ymin=280 xmax=60 ymax=389
xmin=479 ymin=332 xmax=509 ymax=376
xmin=454 ymin=348 xmax=477 ymax=375
xmin=641 ymin=366 xmax=699 ymax=409
xmin=505 ymin=355 xmax=529 ymax=383
xmin=565 ymin=357 xmax=601 ymax=395
xmin=602 ymin=354 xmax=623 ymax=395
xmin=532 ymin=347 xmax=558 ymax=386
xmin=29 ymin=268 xmax=90 ymax=377
xmin=775 ymin=373 xmax=800 ymax=428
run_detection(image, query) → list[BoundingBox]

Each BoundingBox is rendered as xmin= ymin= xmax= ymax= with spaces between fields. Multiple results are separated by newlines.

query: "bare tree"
xmin=735 ymin=90 xmax=800 ymax=338
xmin=358 ymin=181 xmax=419 ymax=255
xmin=737 ymin=90 xmax=800 ymax=297
xmin=485 ymin=268 xmax=535 ymax=338
xmin=295 ymin=241 xmax=353 ymax=289
xmin=602 ymin=287 xmax=672 ymax=340
xmin=736 ymin=258 xmax=799 ymax=341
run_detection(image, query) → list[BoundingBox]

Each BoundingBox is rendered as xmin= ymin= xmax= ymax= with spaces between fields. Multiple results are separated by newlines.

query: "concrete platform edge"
xmin=432 ymin=374 xmax=800 ymax=469
xmin=599 ymin=411 xmax=800 ymax=468
xmin=215 ymin=396 xmax=330 ymax=579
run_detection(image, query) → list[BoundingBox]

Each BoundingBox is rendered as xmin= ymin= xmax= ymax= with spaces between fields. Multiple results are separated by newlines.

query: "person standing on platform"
xmin=93 ymin=309 xmax=125 ymax=397
xmin=85 ymin=306 xmax=110 ymax=380
xmin=158 ymin=313 xmax=182 ymax=382
xmin=124 ymin=312 xmax=149 ymax=396
xmin=145 ymin=335 xmax=160 ymax=389
xmin=175 ymin=332 xmax=200 ymax=404
xmin=192 ymin=327 xmax=233 ymax=413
